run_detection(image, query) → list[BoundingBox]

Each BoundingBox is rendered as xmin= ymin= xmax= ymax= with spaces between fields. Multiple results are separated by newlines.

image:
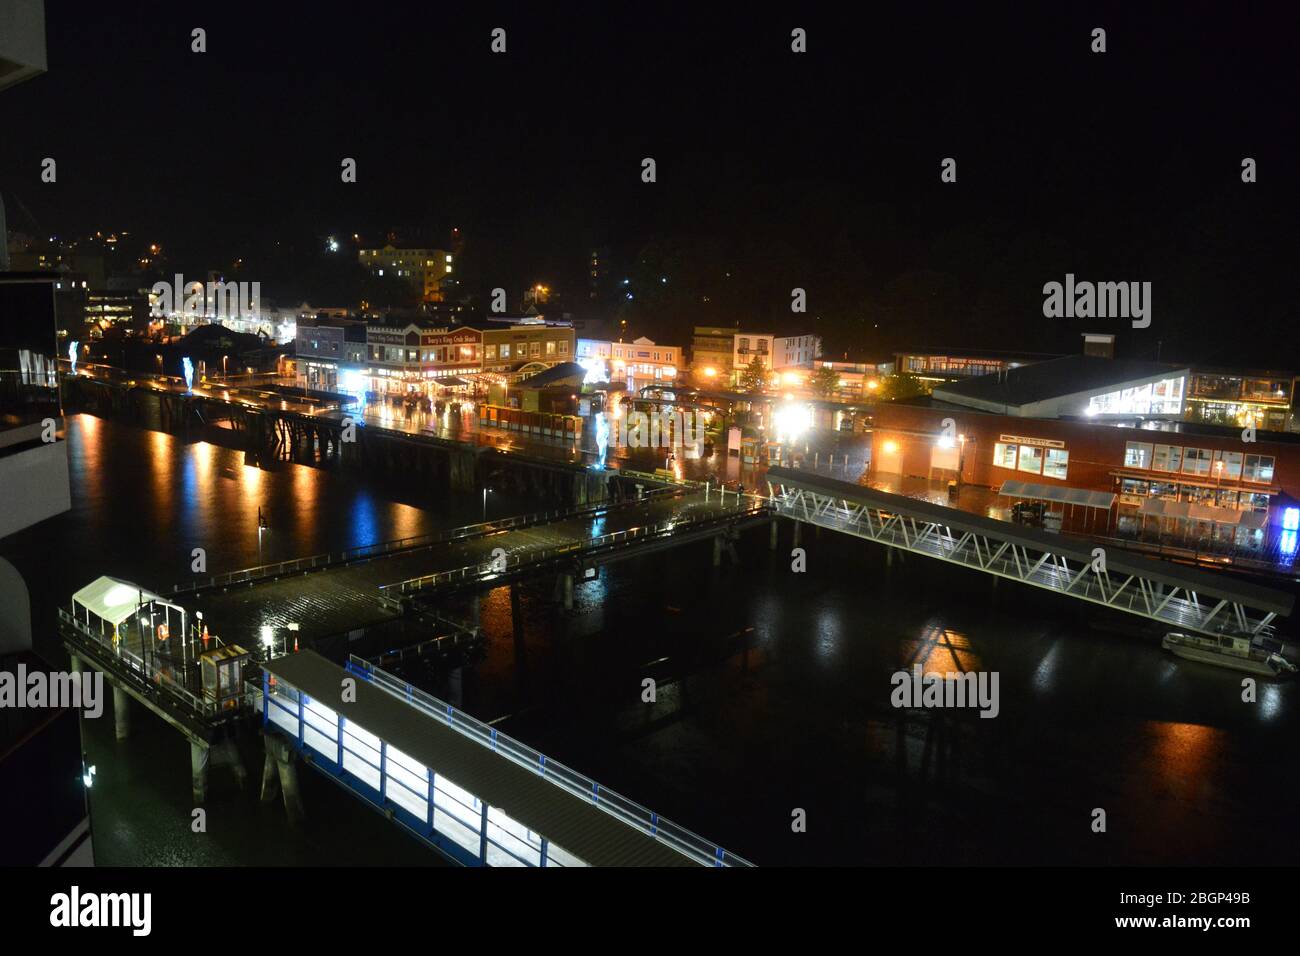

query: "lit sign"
xmin=999 ymin=434 xmax=1065 ymax=449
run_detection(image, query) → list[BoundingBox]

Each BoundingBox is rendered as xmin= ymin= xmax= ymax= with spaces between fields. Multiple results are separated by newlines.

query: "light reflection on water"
xmin=7 ymin=413 xmax=1300 ymax=866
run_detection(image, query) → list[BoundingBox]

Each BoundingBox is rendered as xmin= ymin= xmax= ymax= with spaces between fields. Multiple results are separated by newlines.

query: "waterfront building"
xmin=689 ymin=325 xmax=735 ymax=386
xmin=731 ymin=332 xmax=821 ymax=387
xmin=478 ymin=323 xmax=574 ymax=376
xmin=610 ymin=336 xmax=680 ymax=390
xmin=871 ymin=354 xmax=1300 ymax=554
xmin=892 ymin=347 xmax=1062 ymax=386
xmin=358 ymin=245 xmax=454 ymax=302
xmin=1183 ymin=368 xmax=1297 ymax=433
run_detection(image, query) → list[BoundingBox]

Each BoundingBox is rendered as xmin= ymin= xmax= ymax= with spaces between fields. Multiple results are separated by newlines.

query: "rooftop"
xmin=932 ymin=355 xmax=1186 ymax=411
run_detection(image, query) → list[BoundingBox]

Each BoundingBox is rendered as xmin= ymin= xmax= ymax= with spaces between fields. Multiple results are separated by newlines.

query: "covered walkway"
xmin=259 ymin=651 xmax=752 ymax=867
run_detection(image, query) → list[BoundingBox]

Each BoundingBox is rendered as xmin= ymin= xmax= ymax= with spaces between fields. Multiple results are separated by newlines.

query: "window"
xmin=485 ymin=345 xmax=496 ymax=359
xmin=1215 ymin=450 xmax=1243 ymax=480
xmin=1242 ymin=491 xmax=1271 ymax=511
xmin=1152 ymin=444 xmax=1182 ymax=473
xmin=1182 ymin=447 xmax=1212 ymax=476
xmin=1017 ymin=445 xmax=1043 ymax=475
xmin=559 ymin=340 xmax=568 ymax=355
xmin=1243 ymin=454 xmax=1275 ymax=483
xmin=499 ymin=344 xmax=510 ymax=358
xmin=530 ymin=342 xmax=541 ymax=357
xmin=1043 ymin=448 xmax=1069 ymax=480
xmin=1124 ymin=441 xmax=1154 ymax=469
xmin=993 ymin=442 xmax=1018 ymax=469
xmin=545 ymin=340 xmax=556 ymax=356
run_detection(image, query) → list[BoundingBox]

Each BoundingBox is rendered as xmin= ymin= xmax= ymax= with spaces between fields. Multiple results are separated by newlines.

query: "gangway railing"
xmin=380 ymin=497 xmax=768 ymax=596
xmin=343 ymin=656 xmax=754 ymax=868
xmin=170 ymin=487 xmax=688 ymax=595
xmin=767 ymin=471 xmax=1291 ymax=640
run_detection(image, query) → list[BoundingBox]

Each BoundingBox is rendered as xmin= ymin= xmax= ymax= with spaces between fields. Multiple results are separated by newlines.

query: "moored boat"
xmin=1162 ymin=631 xmax=1298 ymax=677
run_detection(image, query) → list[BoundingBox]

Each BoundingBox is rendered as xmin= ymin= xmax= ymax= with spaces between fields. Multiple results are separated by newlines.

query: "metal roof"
xmin=932 ymin=355 xmax=1186 ymax=410
xmin=263 ymin=652 xmax=698 ymax=867
xmin=997 ymin=479 xmax=1117 ymax=511
xmin=766 ymin=467 xmax=1295 ymax=617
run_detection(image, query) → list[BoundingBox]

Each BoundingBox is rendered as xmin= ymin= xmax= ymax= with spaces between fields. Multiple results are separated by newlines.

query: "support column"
xmin=260 ymin=747 xmax=280 ymax=802
xmin=769 ymin=517 xmax=779 ymax=550
xmin=261 ymin=733 xmax=304 ymax=825
xmin=69 ymin=654 xmax=82 ymax=674
xmin=276 ymin=754 xmax=304 ymax=826
xmin=792 ymin=521 xmax=802 ymax=548
xmin=191 ymin=741 xmax=209 ymax=804
xmin=561 ymin=573 xmax=574 ymax=610
xmin=113 ymin=685 xmax=130 ymax=741
xmin=713 ymin=535 xmax=723 ymax=567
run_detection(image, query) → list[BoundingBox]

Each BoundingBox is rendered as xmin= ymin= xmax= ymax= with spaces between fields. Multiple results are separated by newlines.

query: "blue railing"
xmin=342 ymin=656 xmax=754 ymax=867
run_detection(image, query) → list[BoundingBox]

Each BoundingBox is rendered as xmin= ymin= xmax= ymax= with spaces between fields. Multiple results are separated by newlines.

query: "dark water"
xmin=5 ymin=416 xmax=1299 ymax=866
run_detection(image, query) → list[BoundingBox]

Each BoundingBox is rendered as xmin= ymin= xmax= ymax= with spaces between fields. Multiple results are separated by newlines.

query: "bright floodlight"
xmin=260 ymin=626 xmax=273 ymax=647
xmin=773 ymin=403 xmax=810 ymax=442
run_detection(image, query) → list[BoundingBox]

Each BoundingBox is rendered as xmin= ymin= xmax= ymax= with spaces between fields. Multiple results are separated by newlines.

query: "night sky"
xmin=3 ymin=2 xmax=1297 ymax=363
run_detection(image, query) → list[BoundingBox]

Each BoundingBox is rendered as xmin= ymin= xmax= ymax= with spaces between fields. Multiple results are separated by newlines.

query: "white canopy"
xmin=1136 ymin=498 xmax=1268 ymax=529
xmin=71 ymin=576 xmax=186 ymax=627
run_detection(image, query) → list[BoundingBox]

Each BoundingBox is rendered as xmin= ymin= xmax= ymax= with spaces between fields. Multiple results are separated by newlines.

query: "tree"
xmin=878 ymin=372 xmax=927 ymax=402
xmin=809 ymin=365 xmax=840 ymax=398
xmin=739 ymin=357 xmax=769 ymax=393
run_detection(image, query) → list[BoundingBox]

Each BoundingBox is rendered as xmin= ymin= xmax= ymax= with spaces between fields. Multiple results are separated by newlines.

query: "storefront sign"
xmin=999 ymin=434 xmax=1065 ymax=449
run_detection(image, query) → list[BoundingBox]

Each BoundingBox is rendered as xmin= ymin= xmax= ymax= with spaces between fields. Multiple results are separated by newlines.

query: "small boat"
xmin=1162 ymin=632 xmax=1298 ymax=677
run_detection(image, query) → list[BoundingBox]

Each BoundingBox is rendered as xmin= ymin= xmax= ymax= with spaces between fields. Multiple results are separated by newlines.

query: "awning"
xmin=71 ymin=576 xmax=186 ymax=627
xmin=1136 ymin=498 xmax=1268 ymax=528
xmin=997 ymin=479 xmax=1116 ymax=511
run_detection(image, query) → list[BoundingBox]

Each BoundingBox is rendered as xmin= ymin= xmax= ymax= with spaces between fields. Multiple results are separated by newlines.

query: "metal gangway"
xmin=765 ymin=467 xmax=1293 ymax=640
xmin=255 ymin=651 xmax=753 ymax=868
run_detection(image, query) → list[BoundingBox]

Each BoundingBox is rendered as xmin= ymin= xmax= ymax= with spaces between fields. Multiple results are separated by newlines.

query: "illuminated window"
xmin=1244 ymin=454 xmax=1275 ymax=483
xmin=1017 ymin=445 xmax=1043 ymax=475
xmin=993 ymin=442 xmax=1018 ymax=469
xmin=500 ymin=344 xmax=510 ymax=358
xmin=1152 ymin=444 xmax=1182 ymax=472
xmin=1043 ymin=448 xmax=1069 ymax=480
xmin=1216 ymin=450 xmax=1243 ymax=480
xmin=1182 ymin=447 xmax=1212 ymax=476
xmin=1124 ymin=441 xmax=1154 ymax=469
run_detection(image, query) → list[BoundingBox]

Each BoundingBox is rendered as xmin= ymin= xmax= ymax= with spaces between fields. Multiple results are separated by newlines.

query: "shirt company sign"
xmin=1000 ymin=434 xmax=1065 ymax=449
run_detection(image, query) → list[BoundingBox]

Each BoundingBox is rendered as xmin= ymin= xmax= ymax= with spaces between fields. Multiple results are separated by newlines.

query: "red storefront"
xmin=870 ymin=401 xmax=1299 ymax=549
